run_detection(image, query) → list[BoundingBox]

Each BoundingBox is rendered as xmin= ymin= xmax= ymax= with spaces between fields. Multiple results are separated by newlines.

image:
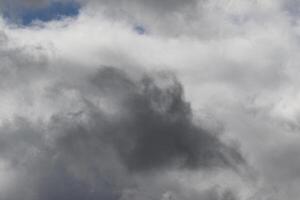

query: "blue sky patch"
xmin=134 ymin=25 xmax=146 ymax=35
xmin=4 ymin=1 xmax=80 ymax=25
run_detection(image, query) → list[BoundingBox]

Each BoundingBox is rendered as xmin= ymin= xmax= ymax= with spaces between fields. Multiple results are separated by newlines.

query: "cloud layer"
xmin=1 ymin=0 xmax=300 ymax=200
xmin=0 ymin=60 xmax=244 ymax=199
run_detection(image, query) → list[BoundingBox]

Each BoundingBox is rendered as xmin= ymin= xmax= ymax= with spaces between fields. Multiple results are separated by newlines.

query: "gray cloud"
xmin=83 ymin=0 xmax=198 ymax=15
xmin=77 ymin=67 xmax=244 ymax=171
xmin=0 ymin=0 xmax=202 ymax=37
xmin=0 ymin=0 xmax=197 ymax=17
xmin=0 ymin=66 xmax=243 ymax=199
xmin=4 ymin=0 xmax=300 ymax=199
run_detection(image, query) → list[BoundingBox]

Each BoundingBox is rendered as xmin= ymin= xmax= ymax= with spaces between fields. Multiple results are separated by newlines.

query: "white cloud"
xmin=1 ymin=0 xmax=300 ymax=199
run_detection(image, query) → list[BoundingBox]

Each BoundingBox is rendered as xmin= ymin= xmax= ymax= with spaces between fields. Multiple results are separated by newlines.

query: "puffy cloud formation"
xmin=2 ymin=0 xmax=300 ymax=200
xmin=0 ymin=65 xmax=244 ymax=200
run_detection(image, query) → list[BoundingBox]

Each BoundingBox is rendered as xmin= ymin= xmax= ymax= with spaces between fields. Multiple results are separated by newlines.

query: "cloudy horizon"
xmin=0 ymin=0 xmax=300 ymax=199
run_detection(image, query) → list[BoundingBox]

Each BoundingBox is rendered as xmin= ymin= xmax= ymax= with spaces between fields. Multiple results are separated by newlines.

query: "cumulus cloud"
xmin=2 ymin=0 xmax=300 ymax=199
xmin=0 ymin=62 xmax=244 ymax=199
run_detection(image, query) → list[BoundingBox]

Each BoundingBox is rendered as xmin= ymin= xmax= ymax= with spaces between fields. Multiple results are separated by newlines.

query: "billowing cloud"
xmin=0 ymin=63 xmax=244 ymax=199
xmin=2 ymin=0 xmax=300 ymax=200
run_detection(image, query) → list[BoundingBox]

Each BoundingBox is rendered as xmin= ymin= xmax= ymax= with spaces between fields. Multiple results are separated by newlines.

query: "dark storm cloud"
xmin=0 ymin=67 xmax=243 ymax=199
xmin=50 ymin=67 xmax=244 ymax=173
xmin=87 ymin=67 xmax=244 ymax=171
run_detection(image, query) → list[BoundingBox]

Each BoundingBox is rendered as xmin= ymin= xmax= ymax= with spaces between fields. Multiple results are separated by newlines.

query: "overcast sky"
xmin=1 ymin=0 xmax=300 ymax=199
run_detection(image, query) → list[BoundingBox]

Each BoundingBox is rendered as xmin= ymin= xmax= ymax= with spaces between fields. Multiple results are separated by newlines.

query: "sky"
xmin=1 ymin=0 xmax=300 ymax=199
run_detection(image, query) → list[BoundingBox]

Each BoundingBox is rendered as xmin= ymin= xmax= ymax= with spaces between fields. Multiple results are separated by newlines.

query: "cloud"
xmin=88 ymin=67 xmax=244 ymax=171
xmin=2 ymin=0 xmax=300 ymax=199
xmin=0 ymin=65 xmax=244 ymax=199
